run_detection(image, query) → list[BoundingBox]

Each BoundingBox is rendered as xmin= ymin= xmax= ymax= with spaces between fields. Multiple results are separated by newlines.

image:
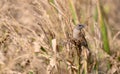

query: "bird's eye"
xmin=79 ymin=24 xmax=83 ymax=27
xmin=78 ymin=24 xmax=84 ymax=28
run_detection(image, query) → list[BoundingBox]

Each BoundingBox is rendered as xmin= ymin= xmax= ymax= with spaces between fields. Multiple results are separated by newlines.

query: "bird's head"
xmin=75 ymin=24 xmax=85 ymax=30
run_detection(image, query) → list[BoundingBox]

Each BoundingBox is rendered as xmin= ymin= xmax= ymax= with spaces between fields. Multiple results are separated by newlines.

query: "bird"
xmin=73 ymin=24 xmax=89 ymax=52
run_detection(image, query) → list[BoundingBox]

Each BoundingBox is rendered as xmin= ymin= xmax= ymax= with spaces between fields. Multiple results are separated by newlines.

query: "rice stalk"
xmin=96 ymin=0 xmax=110 ymax=54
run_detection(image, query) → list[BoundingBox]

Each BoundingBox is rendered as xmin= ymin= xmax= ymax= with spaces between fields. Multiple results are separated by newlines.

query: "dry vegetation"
xmin=0 ymin=0 xmax=120 ymax=74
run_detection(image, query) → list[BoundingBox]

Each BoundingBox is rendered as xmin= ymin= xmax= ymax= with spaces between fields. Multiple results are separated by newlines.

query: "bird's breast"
xmin=73 ymin=29 xmax=80 ymax=39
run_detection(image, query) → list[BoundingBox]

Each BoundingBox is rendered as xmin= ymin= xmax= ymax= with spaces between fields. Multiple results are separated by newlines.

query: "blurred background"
xmin=0 ymin=0 xmax=120 ymax=74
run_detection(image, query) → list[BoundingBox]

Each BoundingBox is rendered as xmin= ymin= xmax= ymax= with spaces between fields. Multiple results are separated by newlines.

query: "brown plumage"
xmin=73 ymin=24 xmax=89 ymax=51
